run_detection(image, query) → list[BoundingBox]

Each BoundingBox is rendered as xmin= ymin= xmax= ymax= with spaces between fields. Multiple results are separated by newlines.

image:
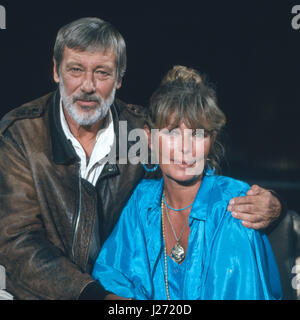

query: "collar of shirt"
xmin=59 ymin=98 xmax=115 ymax=185
xmin=147 ymin=168 xmax=217 ymax=223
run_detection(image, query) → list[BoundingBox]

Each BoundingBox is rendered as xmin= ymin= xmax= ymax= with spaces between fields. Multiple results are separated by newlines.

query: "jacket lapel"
xmin=48 ymin=90 xmax=78 ymax=165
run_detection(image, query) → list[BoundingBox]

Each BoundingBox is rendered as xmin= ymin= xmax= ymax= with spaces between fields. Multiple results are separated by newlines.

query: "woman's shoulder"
xmin=129 ymin=178 xmax=162 ymax=208
xmin=210 ymin=175 xmax=256 ymax=238
xmin=134 ymin=178 xmax=162 ymax=193
xmin=212 ymin=174 xmax=250 ymax=200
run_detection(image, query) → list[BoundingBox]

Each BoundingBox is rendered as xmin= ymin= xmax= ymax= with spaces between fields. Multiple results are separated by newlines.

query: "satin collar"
xmin=147 ymin=167 xmax=216 ymax=222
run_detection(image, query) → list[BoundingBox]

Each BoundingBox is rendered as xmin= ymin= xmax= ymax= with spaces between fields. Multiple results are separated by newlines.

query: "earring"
xmin=142 ymin=164 xmax=159 ymax=172
xmin=205 ymin=158 xmax=215 ymax=176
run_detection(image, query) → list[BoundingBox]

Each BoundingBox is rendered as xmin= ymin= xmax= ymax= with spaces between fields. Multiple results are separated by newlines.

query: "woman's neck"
xmin=162 ymin=174 xmax=203 ymax=210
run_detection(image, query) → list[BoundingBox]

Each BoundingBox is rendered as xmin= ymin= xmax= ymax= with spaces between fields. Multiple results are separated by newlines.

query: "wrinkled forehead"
xmin=59 ymin=46 xmax=118 ymax=76
xmin=62 ymin=45 xmax=116 ymax=62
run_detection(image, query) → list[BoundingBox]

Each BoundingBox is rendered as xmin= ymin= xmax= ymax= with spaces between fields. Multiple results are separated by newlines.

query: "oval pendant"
xmin=170 ymin=242 xmax=185 ymax=263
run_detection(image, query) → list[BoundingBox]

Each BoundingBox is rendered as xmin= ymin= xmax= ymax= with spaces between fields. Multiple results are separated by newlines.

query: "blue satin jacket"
xmin=92 ymin=171 xmax=282 ymax=300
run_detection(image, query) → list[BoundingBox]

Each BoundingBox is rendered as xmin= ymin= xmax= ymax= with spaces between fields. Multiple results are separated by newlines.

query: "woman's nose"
xmin=181 ymin=130 xmax=193 ymax=154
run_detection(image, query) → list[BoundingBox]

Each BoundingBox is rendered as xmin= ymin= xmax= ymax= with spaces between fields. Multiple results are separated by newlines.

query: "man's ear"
xmin=144 ymin=124 xmax=152 ymax=150
xmin=53 ymin=59 xmax=60 ymax=83
xmin=116 ymin=78 xmax=122 ymax=90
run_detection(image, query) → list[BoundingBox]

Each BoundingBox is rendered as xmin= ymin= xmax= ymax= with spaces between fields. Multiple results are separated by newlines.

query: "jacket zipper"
xmin=71 ymin=161 xmax=119 ymax=262
xmin=72 ymin=160 xmax=82 ymax=260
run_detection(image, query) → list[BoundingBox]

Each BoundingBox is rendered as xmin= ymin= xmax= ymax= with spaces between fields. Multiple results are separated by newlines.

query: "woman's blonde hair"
xmin=161 ymin=65 xmax=203 ymax=85
xmin=146 ymin=65 xmax=226 ymax=172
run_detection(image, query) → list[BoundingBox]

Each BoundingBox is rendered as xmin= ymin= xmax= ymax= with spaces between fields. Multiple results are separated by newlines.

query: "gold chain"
xmin=161 ymin=197 xmax=171 ymax=300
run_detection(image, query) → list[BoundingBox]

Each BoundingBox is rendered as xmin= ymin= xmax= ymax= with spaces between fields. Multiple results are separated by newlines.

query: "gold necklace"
xmin=161 ymin=197 xmax=171 ymax=300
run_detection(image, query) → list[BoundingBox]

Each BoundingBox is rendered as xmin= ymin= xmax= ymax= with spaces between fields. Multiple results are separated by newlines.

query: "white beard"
xmin=59 ymin=78 xmax=116 ymax=126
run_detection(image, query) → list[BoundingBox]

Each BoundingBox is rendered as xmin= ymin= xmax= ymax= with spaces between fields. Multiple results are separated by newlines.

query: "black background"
xmin=0 ymin=0 xmax=299 ymax=212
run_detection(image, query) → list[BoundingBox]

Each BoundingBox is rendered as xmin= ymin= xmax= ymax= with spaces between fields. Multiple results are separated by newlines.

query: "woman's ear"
xmin=210 ymin=130 xmax=217 ymax=144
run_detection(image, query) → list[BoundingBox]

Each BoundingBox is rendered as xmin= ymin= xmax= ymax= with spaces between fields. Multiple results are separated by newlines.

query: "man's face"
xmin=53 ymin=46 xmax=121 ymax=126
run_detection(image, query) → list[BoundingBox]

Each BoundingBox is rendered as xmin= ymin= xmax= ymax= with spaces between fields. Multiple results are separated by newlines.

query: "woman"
xmin=92 ymin=66 xmax=282 ymax=300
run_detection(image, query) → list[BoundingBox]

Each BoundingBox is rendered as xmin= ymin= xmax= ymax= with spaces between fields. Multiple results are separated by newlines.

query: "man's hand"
xmin=227 ymin=184 xmax=282 ymax=229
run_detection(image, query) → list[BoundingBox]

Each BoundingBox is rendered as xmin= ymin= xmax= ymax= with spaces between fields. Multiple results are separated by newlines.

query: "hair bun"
xmin=161 ymin=65 xmax=202 ymax=85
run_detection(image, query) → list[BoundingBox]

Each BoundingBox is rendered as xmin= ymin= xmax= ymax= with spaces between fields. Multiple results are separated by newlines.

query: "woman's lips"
xmin=171 ymin=159 xmax=197 ymax=168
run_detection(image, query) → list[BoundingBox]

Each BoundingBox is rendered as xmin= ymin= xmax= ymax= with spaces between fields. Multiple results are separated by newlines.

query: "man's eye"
xmin=71 ymin=68 xmax=82 ymax=73
xmin=96 ymin=70 xmax=109 ymax=76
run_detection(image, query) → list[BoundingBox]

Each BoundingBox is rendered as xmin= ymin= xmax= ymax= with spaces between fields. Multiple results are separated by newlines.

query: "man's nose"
xmin=81 ymin=72 xmax=96 ymax=93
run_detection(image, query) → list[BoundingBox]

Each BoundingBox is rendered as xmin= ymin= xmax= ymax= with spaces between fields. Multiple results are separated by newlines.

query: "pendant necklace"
xmin=162 ymin=192 xmax=190 ymax=264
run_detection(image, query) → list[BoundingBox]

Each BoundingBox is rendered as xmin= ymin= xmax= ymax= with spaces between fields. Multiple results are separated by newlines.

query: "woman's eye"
xmin=204 ymin=130 xmax=211 ymax=137
xmin=192 ymin=129 xmax=205 ymax=138
xmin=160 ymin=128 xmax=179 ymax=136
xmin=169 ymin=129 xmax=181 ymax=135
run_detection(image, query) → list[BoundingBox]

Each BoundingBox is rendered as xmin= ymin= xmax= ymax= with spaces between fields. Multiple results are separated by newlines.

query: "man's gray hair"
xmin=53 ymin=17 xmax=126 ymax=80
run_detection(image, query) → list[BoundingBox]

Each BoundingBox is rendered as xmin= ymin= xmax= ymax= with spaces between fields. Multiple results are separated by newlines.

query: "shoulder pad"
xmin=5 ymin=104 xmax=43 ymax=120
xmin=0 ymin=104 xmax=43 ymax=136
xmin=1 ymin=105 xmax=44 ymax=128
xmin=1 ymin=92 xmax=52 ymax=123
xmin=0 ymin=91 xmax=53 ymax=135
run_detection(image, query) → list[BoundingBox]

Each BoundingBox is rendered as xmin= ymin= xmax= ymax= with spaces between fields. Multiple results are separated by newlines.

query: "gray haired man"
xmin=0 ymin=17 xmax=283 ymax=299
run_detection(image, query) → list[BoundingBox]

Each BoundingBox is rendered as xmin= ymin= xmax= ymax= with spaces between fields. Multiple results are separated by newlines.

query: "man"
xmin=0 ymin=17 xmax=282 ymax=300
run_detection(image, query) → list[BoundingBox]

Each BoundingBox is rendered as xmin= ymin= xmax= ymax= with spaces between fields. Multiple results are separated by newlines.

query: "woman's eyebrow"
xmin=165 ymin=122 xmax=180 ymax=131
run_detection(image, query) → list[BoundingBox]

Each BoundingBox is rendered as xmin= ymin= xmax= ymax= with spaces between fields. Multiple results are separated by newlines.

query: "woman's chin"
xmin=164 ymin=172 xmax=202 ymax=186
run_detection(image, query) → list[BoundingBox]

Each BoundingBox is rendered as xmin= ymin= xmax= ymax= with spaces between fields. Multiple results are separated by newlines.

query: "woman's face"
xmin=149 ymin=120 xmax=213 ymax=183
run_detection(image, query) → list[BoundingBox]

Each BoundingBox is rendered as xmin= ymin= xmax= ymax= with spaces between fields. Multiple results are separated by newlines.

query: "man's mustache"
xmin=72 ymin=93 xmax=102 ymax=104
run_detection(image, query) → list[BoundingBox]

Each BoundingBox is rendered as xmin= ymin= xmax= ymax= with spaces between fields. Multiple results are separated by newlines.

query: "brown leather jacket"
xmin=0 ymin=90 xmax=146 ymax=299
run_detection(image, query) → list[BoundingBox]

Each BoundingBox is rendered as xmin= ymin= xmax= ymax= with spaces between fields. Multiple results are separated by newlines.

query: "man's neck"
xmin=62 ymin=106 xmax=107 ymax=159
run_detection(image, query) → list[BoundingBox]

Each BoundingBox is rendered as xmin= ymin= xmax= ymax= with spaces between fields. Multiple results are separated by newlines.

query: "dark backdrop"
xmin=0 ymin=0 xmax=299 ymax=212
